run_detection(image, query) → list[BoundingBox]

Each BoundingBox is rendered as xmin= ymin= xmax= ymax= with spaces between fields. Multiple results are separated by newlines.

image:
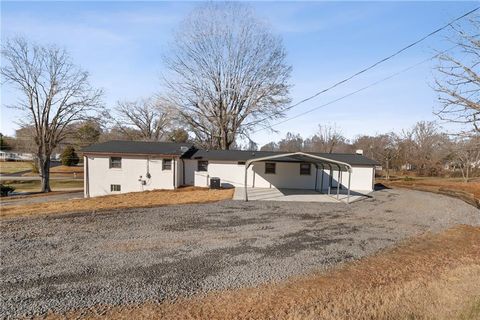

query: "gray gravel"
xmin=1 ymin=188 xmax=478 ymax=318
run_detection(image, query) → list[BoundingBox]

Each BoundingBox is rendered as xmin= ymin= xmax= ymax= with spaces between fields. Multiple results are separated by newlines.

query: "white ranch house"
xmin=82 ymin=141 xmax=378 ymax=201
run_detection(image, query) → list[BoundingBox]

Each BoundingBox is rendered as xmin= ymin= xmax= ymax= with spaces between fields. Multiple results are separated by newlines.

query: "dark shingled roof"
xmin=81 ymin=140 xmax=194 ymax=156
xmin=190 ymin=149 xmax=379 ymax=166
xmin=81 ymin=140 xmax=379 ymax=166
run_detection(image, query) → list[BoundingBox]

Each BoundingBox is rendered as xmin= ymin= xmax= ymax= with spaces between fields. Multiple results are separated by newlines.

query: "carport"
xmin=243 ymin=152 xmax=354 ymax=203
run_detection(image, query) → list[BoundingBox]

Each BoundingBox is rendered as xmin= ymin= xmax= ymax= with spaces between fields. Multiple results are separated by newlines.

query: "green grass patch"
xmin=0 ymin=161 xmax=33 ymax=174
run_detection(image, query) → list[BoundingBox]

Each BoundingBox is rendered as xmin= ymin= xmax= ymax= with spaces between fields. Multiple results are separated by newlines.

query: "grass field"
xmin=0 ymin=161 xmax=33 ymax=174
xmin=41 ymin=225 xmax=480 ymax=320
xmin=0 ymin=187 xmax=234 ymax=218
xmin=2 ymin=179 xmax=84 ymax=193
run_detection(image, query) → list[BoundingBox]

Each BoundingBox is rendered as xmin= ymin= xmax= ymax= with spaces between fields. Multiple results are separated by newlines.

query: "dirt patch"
xmin=0 ymin=187 xmax=234 ymax=219
xmin=43 ymin=225 xmax=480 ymax=320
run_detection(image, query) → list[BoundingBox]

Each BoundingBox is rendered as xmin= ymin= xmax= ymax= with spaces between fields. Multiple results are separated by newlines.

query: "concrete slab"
xmin=233 ymin=187 xmax=370 ymax=203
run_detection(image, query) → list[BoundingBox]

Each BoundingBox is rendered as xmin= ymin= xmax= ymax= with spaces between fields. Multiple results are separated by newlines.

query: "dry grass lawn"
xmin=22 ymin=165 xmax=84 ymax=177
xmin=0 ymin=161 xmax=33 ymax=174
xmin=49 ymin=165 xmax=84 ymax=174
xmin=0 ymin=187 xmax=234 ymax=219
xmin=41 ymin=225 xmax=480 ymax=320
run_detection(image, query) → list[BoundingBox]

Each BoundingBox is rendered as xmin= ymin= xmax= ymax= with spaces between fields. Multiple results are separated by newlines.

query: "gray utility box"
xmin=210 ymin=177 xmax=221 ymax=189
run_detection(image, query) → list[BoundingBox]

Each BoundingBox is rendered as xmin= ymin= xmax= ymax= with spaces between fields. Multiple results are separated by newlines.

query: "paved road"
xmin=0 ymin=175 xmax=80 ymax=181
xmin=0 ymin=191 xmax=84 ymax=207
xmin=1 ymin=189 xmax=478 ymax=318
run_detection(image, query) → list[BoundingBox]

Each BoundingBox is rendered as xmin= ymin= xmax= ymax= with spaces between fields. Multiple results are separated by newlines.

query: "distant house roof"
xmin=191 ymin=149 xmax=379 ymax=166
xmin=81 ymin=140 xmax=194 ymax=156
xmin=82 ymin=140 xmax=379 ymax=166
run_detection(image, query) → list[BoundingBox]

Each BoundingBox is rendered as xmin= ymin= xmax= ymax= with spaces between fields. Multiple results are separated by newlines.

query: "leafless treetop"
xmin=163 ymin=2 xmax=291 ymax=149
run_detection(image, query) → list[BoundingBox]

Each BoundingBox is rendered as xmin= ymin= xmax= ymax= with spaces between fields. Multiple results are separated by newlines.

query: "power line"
xmin=252 ymin=45 xmax=458 ymax=133
xmin=248 ymin=6 xmax=478 ymax=127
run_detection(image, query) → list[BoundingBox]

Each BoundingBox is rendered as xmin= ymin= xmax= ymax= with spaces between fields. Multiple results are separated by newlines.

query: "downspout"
xmin=244 ymin=163 xmax=249 ymax=201
xmin=84 ymin=155 xmax=90 ymax=198
xmin=314 ymin=164 xmax=318 ymax=191
xmin=173 ymin=158 xmax=176 ymax=189
xmin=372 ymin=167 xmax=375 ymax=190
xmin=347 ymin=170 xmax=352 ymax=204
xmin=181 ymin=159 xmax=185 ymax=186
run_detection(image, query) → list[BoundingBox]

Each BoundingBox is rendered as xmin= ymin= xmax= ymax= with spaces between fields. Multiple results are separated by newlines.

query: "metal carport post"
xmin=336 ymin=164 xmax=341 ymax=200
xmin=319 ymin=163 xmax=324 ymax=193
xmin=244 ymin=152 xmax=353 ymax=203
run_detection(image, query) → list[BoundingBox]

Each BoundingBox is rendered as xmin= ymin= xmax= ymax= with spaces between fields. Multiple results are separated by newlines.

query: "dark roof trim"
xmin=190 ymin=149 xmax=379 ymax=166
xmin=81 ymin=140 xmax=379 ymax=166
xmin=81 ymin=140 xmax=194 ymax=156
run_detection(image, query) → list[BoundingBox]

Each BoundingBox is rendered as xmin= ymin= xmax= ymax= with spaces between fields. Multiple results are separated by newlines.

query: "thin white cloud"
xmin=256 ymin=2 xmax=388 ymax=34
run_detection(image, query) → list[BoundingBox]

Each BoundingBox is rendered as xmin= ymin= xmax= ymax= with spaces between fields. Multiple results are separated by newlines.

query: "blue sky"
xmin=1 ymin=1 xmax=477 ymax=146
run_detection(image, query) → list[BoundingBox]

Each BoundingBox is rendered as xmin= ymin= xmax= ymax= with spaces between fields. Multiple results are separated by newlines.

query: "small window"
xmin=109 ymin=157 xmax=122 ymax=169
xmin=300 ymin=163 xmax=311 ymax=175
xmin=198 ymin=160 xmax=208 ymax=172
xmin=162 ymin=159 xmax=172 ymax=170
xmin=238 ymin=161 xmax=246 ymax=165
xmin=265 ymin=162 xmax=276 ymax=174
xmin=110 ymin=184 xmax=121 ymax=192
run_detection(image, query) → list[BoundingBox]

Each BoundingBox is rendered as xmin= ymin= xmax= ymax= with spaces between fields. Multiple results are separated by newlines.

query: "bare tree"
xmin=115 ymin=97 xmax=172 ymax=141
xmin=260 ymin=141 xmax=279 ymax=152
xmin=353 ymin=133 xmax=399 ymax=179
xmin=277 ymin=132 xmax=304 ymax=152
xmin=434 ymin=16 xmax=480 ymax=136
xmin=410 ymin=121 xmax=450 ymax=175
xmin=451 ymin=136 xmax=480 ymax=182
xmin=167 ymin=128 xmax=190 ymax=143
xmin=163 ymin=2 xmax=291 ymax=150
xmin=305 ymin=124 xmax=347 ymax=153
xmin=1 ymin=38 xmax=103 ymax=192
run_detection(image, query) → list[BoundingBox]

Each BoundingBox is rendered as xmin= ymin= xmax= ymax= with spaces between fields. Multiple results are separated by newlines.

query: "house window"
xmin=110 ymin=184 xmax=121 ymax=192
xmin=162 ymin=159 xmax=172 ymax=170
xmin=238 ymin=161 xmax=246 ymax=165
xmin=109 ymin=157 xmax=122 ymax=169
xmin=300 ymin=163 xmax=311 ymax=175
xmin=265 ymin=162 xmax=276 ymax=174
xmin=198 ymin=160 xmax=208 ymax=172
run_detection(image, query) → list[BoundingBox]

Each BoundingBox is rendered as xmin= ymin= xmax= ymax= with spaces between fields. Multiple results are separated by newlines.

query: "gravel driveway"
xmin=1 ymin=188 xmax=478 ymax=318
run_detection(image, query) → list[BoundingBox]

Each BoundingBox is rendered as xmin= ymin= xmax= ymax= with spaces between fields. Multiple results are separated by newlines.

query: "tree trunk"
xmin=39 ymin=156 xmax=51 ymax=193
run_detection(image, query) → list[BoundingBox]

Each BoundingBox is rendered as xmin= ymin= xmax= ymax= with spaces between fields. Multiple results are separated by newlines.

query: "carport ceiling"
xmin=245 ymin=152 xmax=352 ymax=172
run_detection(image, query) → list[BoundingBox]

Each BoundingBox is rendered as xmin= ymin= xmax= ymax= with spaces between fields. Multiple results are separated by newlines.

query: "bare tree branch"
xmin=115 ymin=97 xmax=173 ymax=141
xmin=162 ymin=2 xmax=291 ymax=149
xmin=1 ymin=37 xmax=103 ymax=192
xmin=434 ymin=16 xmax=480 ymax=136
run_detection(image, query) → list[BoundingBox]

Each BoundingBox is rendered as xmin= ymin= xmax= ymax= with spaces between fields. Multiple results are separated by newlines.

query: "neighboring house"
xmin=0 ymin=151 xmax=34 ymax=161
xmin=82 ymin=140 xmax=379 ymax=198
